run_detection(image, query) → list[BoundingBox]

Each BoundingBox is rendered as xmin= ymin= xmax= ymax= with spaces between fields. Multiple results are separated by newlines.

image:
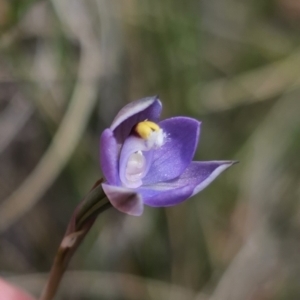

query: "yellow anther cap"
xmin=134 ymin=121 xmax=160 ymax=140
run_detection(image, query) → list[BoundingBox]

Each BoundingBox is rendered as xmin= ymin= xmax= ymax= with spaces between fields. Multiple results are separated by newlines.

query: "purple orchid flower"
xmin=100 ymin=96 xmax=235 ymax=216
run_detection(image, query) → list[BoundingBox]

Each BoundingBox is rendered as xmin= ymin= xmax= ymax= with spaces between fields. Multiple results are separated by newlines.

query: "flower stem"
xmin=39 ymin=180 xmax=111 ymax=300
xmin=39 ymin=247 xmax=68 ymax=300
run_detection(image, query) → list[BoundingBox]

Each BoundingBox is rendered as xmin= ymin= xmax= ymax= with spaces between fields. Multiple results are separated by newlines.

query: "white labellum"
xmin=125 ymin=150 xmax=146 ymax=186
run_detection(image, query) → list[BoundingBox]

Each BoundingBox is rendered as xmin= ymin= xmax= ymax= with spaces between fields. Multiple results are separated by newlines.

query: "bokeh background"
xmin=1 ymin=0 xmax=300 ymax=299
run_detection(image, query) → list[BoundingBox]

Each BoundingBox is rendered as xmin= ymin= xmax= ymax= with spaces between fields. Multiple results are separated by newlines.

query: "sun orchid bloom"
xmin=100 ymin=96 xmax=235 ymax=216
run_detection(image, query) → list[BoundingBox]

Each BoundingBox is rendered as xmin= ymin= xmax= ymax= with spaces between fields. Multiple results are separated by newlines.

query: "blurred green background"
xmin=1 ymin=0 xmax=300 ymax=299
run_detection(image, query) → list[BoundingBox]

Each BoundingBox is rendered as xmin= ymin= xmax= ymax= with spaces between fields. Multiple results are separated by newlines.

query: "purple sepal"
xmin=143 ymin=117 xmax=201 ymax=184
xmin=102 ymin=183 xmax=144 ymax=216
xmin=140 ymin=161 xmax=235 ymax=207
xmin=111 ymin=96 xmax=162 ymax=144
xmin=100 ymin=129 xmax=119 ymax=186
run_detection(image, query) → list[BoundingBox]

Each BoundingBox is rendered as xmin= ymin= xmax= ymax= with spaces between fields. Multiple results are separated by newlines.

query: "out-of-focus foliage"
xmin=1 ymin=0 xmax=300 ymax=299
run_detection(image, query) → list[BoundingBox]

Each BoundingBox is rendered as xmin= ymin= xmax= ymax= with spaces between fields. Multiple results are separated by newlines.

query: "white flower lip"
xmin=125 ymin=150 xmax=146 ymax=186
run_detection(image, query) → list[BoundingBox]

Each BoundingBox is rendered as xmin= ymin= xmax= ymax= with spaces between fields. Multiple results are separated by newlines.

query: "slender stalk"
xmin=39 ymin=247 xmax=68 ymax=300
xmin=39 ymin=180 xmax=112 ymax=300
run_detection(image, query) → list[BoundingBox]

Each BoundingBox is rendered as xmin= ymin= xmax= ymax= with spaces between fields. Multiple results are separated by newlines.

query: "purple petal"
xmin=143 ymin=117 xmax=200 ymax=184
xmin=111 ymin=96 xmax=162 ymax=144
xmin=140 ymin=161 xmax=235 ymax=207
xmin=102 ymin=183 xmax=144 ymax=216
xmin=100 ymin=129 xmax=120 ymax=186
